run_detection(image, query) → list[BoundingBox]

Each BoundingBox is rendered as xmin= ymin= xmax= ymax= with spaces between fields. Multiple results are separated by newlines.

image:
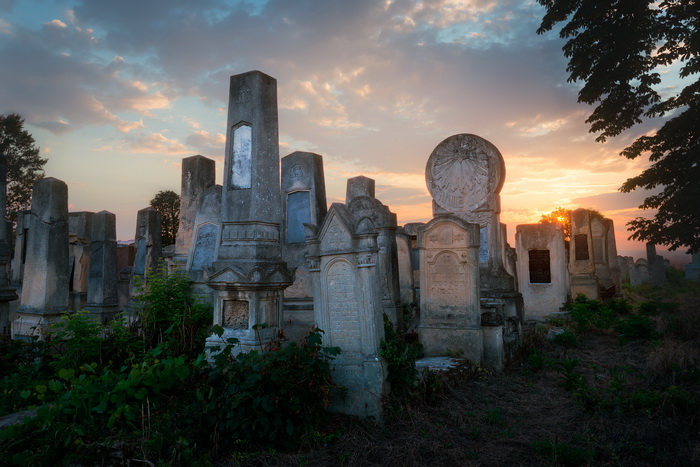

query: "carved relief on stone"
xmin=425 ymin=134 xmax=505 ymax=225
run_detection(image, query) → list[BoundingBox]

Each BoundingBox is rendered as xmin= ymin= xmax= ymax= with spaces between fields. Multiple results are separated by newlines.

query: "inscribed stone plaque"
xmin=326 ymin=261 xmax=361 ymax=353
xmin=478 ymin=226 xmax=489 ymax=263
xmin=574 ymin=234 xmax=589 ymax=261
xmin=429 ymin=252 xmax=465 ymax=307
xmin=287 ymin=191 xmax=311 ymax=243
xmin=190 ymin=223 xmax=218 ymax=270
xmin=231 ymin=124 xmax=252 ymax=189
xmin=223 ymin=300 xmax=249 ymax=329
xmin=528 ymin=249 xmax=551 ymax=283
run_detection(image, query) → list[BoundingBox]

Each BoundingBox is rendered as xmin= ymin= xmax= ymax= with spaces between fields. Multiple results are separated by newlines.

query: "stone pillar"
xmin=345 ymin=175 xmax=375 ymax=204
xmin=569 ymin=209 xmax=599 ymax=299
xmin=11 ymin=210 xmax=30 ymax=287
xmin=132 ymin=207 xmax=162 ymax=279
xmin=85 ymin=211 xmax=119 ymax=322
xmin=280 ymin=151 xmax=327 ymax=341
xmin=174 ymin=155 xmax=216 ymax=269
xmin=0 ymin=154 xmax=18 ymax=334
xmin=68 ymin=211 xmax=93 ymax=311
xmin=604 ymin=219 xmax=622 ymax=295
xmin=206 ymin=71 xmax=292 ymax=354
xmin=12 ymin=177 xmax=69 ymax=339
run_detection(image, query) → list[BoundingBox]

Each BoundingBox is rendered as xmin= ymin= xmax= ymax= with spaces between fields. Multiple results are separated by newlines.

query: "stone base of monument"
xmin=327 ymin=353 xmax=387 ymax=422
xmin=69 ymin=291 xmax=88 ymax=312
xmin=281 ymin=297 xmax=314 ymax=343
xmin=84 ymin=304 xmax=121 ymax=324
xmin=204 ymin=326 xmax=278 ymax=359
xmin=11 ymin=308 xmax=67 ymax=340
xmin=570 ymin=274 xmax=599 ymax=300
xmin=481 ymin=311 xmax=504 ymax=372
xmin=417 ymin=326 xmax=483 ymax=364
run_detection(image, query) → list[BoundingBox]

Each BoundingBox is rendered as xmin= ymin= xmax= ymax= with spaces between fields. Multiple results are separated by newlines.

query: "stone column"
xmin=85 ymin=211 xmax=119 ymax=322
xmin=569 ymin=209 xmax=599 ymax=299
xmin=12 ymin=177 xmax=69 ymax=339
xmin=68 ymin=211 xmax=93 ymax=311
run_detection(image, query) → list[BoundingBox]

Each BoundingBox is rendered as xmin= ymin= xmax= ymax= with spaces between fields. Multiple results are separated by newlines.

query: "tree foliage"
xmin=539 ymin=207 xmax=602 ymax=240
xmin=536 ymin=0 xmax=700 ymax=252
xmin=0 ymin=114 xmax=48 ymax=221
xmin=149 ymin=189 xmax=180 ymax=246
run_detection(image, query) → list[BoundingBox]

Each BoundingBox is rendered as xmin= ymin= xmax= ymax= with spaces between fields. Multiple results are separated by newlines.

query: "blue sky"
xmin=0 ymin=0 xmax=687 ymax=263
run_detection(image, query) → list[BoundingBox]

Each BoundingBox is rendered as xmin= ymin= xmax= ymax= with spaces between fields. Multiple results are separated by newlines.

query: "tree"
xmin=0 ymin=114 xmax=48 ymax=221
xmin=150 ymin=190 xmax=180 ymax=246
xmin=536 ymin=0 xmax=700 ymax=252
xmin=539 ymin=207 xmax=602 ymax=241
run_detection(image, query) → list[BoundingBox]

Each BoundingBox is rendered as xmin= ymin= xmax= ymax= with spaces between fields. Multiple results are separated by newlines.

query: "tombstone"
xmin=68 ymin=211 xmax=93 ymax=311
xmin=590 ymin=215 xmax=615 ymax=297
xmin=173 ymin=155 xmax=216 ymax=270
xmin=416 ymin=215 xmax=482 ymax=361
xmin=306 ymin=203 xmax=387 ymax=419
xmin=280 ymin=151 xmax=327 ymax=341
xmin=205 ymin=71 xmax=293 ymax=355
xmin=12 ymin=178 xmax=69 ymax=339
xmin=402 ymin=222 xmax=424 ymax=293
xmin=568 ymin=208 xmax=599 ymax=299
xmin=617 ymin=256 xmax=631 ymax=284
xmin=646 ymin=243 xmax=666 ymax=286
xmin=84 ymin=211 xmax=119 ymax=322
xmin=0 ymin=154 xmax=17 ymax=334
xmin=425 ymin=134 xmax=522 ymax=323
xmin=395 ymin=229 xmax=415 ymax=305
xmin=604 ymin=219 xmax=622 ymax=295
xmin=633 ymin=258 xmax=651 ymax=285
xmin=132 ymin=207 xmax=162 ymax=280
xmin=11 ymin=210 xmax=30 ymax=287
xmin=515 ymin=223 xmax=569 ymax=317
xmin=685 ymin=254 xmax=700 ymax=281
xmin=346 ymin=192 xmax=402 ymax=328
xmin=345 ymin=175 xmax=375 ymax=204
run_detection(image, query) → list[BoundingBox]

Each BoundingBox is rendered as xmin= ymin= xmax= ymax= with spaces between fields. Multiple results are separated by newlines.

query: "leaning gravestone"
xmin=12 ymin=178 xmax=69 ymax=339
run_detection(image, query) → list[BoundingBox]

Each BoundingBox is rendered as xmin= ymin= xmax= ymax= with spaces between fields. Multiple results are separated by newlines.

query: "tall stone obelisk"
xmin=206 ymin=71 xmax=292 ymax=353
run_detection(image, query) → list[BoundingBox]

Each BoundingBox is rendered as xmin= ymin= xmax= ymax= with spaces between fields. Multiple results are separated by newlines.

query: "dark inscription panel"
xmin=528 ymin=249 xmax=551 ymax=283
xmin=287 ymin=191 xmax=311 ymax=243
xmin=574 ymin=234 xmax=589 ymax=261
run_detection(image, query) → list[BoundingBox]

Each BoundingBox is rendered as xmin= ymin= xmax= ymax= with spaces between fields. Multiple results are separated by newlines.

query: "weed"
xmin=533 ymin=436 xmax=594 ymax=466
xmin=552 ymin=329 xmax=577 ymax=348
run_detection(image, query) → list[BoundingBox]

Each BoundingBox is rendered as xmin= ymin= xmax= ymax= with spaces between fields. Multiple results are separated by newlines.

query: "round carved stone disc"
xmin=425 ymin=134 xmax=505 ymax=224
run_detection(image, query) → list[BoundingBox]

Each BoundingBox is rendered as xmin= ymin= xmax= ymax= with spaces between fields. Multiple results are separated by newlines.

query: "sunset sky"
xmin=0 ymin=0 xmax=690 ymax=265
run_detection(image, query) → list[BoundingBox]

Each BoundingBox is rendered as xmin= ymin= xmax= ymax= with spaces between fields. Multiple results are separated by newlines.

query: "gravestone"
xmin=395 ymin=229 xmax=415 ymax=305
xmin=425 ymin=134 xmax=522 ymax=322
xmin=346 ymin=192 xmax=401 ymax=327
xmin=205 ymin=71 xmax=292 ymax=355
xmin=173 ymin=155 xmax=216 ymax=270
xmin=85 ymin=211 xmax=119 ymax=322
xmin=515 ymin=223 xmax=569 ymax=317
xmin=68 ymin=211 xmax=93 ymax=311
xmin=646 ymin=243 xmax=666 ymax=286
xmin=604 ymin=219 xmax=622 ymax=295
xmin=633 ymin=258 xmax=651 ymax=285
xmin=132 ymin=207 xmax=162 ymax=279
xmin=12 ymin=178 xmax=69 ymax=339
xmin=568 ymin=209 xmax=599 ymax=299
xmin=11 ymin=210 xmax=30 ymax=287
xmin=617 ymin=256 xmax=631 ymax=284
xmin=590 ymin=215 xmax=614 ymax=294
xmin=280 ymin=151 xmax=327 ymax=341
xmin=0 ymin=154 xmax=17 ymax=334
xmin=685 ymin=254 xmax=700 ymax=281
xmin=416 ymin=215 xmax=482 ymax=361
xmin=306 ymin=203 xmax=387 ymax=419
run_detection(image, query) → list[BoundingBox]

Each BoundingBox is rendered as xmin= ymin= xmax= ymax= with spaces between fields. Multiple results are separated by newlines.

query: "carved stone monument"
xmin=68 ymin=211 xmax=93 ymax=311
xmin=425 ymin=134 xmax=522 ymax=321
xmin=85 ymin=211 xmax=120 ymax=322
xmin=206 ymin=71 xmax=292 ymax=354
xmin=0 ymin=154 xmax=17 ymax=334
xmin=569 ymin=208 xmax=599 ymax=299
xmin=12 ymin=178 xmax=69 ymax=339
xmin=173 ymin=155 xmax=216 ymax=270
xmin=280 ymin=151 xmax=327 ymax=341
xmin=306 ymin=203 xmax=387 ymax=419
xmin=415 ymin=215 xmax=482 ymax=361
xmin=515 ymin=223 xmax=569 ymax=317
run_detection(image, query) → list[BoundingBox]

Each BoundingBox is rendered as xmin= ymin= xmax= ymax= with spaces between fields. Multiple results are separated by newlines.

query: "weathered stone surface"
xmin=307 ymin=203 xmax=387 ymax=420
xmin=13 ymin=178 xmax=69 ymax=338
xmin=515 ymin=223 xmax=569 ymax=317
xmin=68 ymin=211 xmax=93 ymax=311
xmin=569 ymin=209 xmax=599 ymax=299
xmin=345 ymin=175 xmax=375 ymax=204
xmin=174 ymin=155 xmax=216 ymax=267
xmin=416 ymin=215 xmax=482 ymax=361
xmin=132 ymin=207 xmax=162 ymax=278
xmin=85 ymin=211 xmax=119 ymax=321
xmin=685 ymin=253 xmax=700 ymax=281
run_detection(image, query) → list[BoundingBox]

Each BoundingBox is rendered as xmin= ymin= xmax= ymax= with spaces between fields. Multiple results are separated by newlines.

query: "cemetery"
xmin=1 ymin=71 xmax=698 ymax=464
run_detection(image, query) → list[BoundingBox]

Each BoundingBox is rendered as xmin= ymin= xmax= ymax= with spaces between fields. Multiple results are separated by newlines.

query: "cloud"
xmin=126 ymin=132 xmax=189 ymax=155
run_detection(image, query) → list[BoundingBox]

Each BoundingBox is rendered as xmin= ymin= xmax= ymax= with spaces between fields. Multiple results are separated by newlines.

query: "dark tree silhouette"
xmin=150 ymin=190 xmax=180 ymax=246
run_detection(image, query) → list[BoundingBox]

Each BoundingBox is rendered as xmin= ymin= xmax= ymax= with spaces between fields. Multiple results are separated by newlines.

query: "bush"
xmin=613 ymin=314 xmax=658 ymax=342
xmin=565 ymin=295 xmax=616 ymax=330
xmin=202 ymin=328 xmax=340 ymax=447
xmin=380 ymin=314 xmax=423 ymax=398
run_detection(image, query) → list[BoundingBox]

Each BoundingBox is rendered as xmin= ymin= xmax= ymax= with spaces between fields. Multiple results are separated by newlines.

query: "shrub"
xmin=202 ymin=328 xmax=340 ymax=447
xmin=613 ymin=314 xmax=658 ymax=342
xmin=380 ymin=314 xmax=423 ymax=397
xmin=646 ymin=340 xmax=699 ymax=381
xmin=565 ymin=295 xmax=616 ymax=331
xmin=49 ymin=310 xmax=104 ymax=370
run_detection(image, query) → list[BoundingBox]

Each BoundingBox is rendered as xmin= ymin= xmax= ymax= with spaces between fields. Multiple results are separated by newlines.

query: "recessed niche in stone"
xmin=223 ymin=300 xmax=249 ymax=329
xmin=528 ymin=249 xmax=551 ymax=283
